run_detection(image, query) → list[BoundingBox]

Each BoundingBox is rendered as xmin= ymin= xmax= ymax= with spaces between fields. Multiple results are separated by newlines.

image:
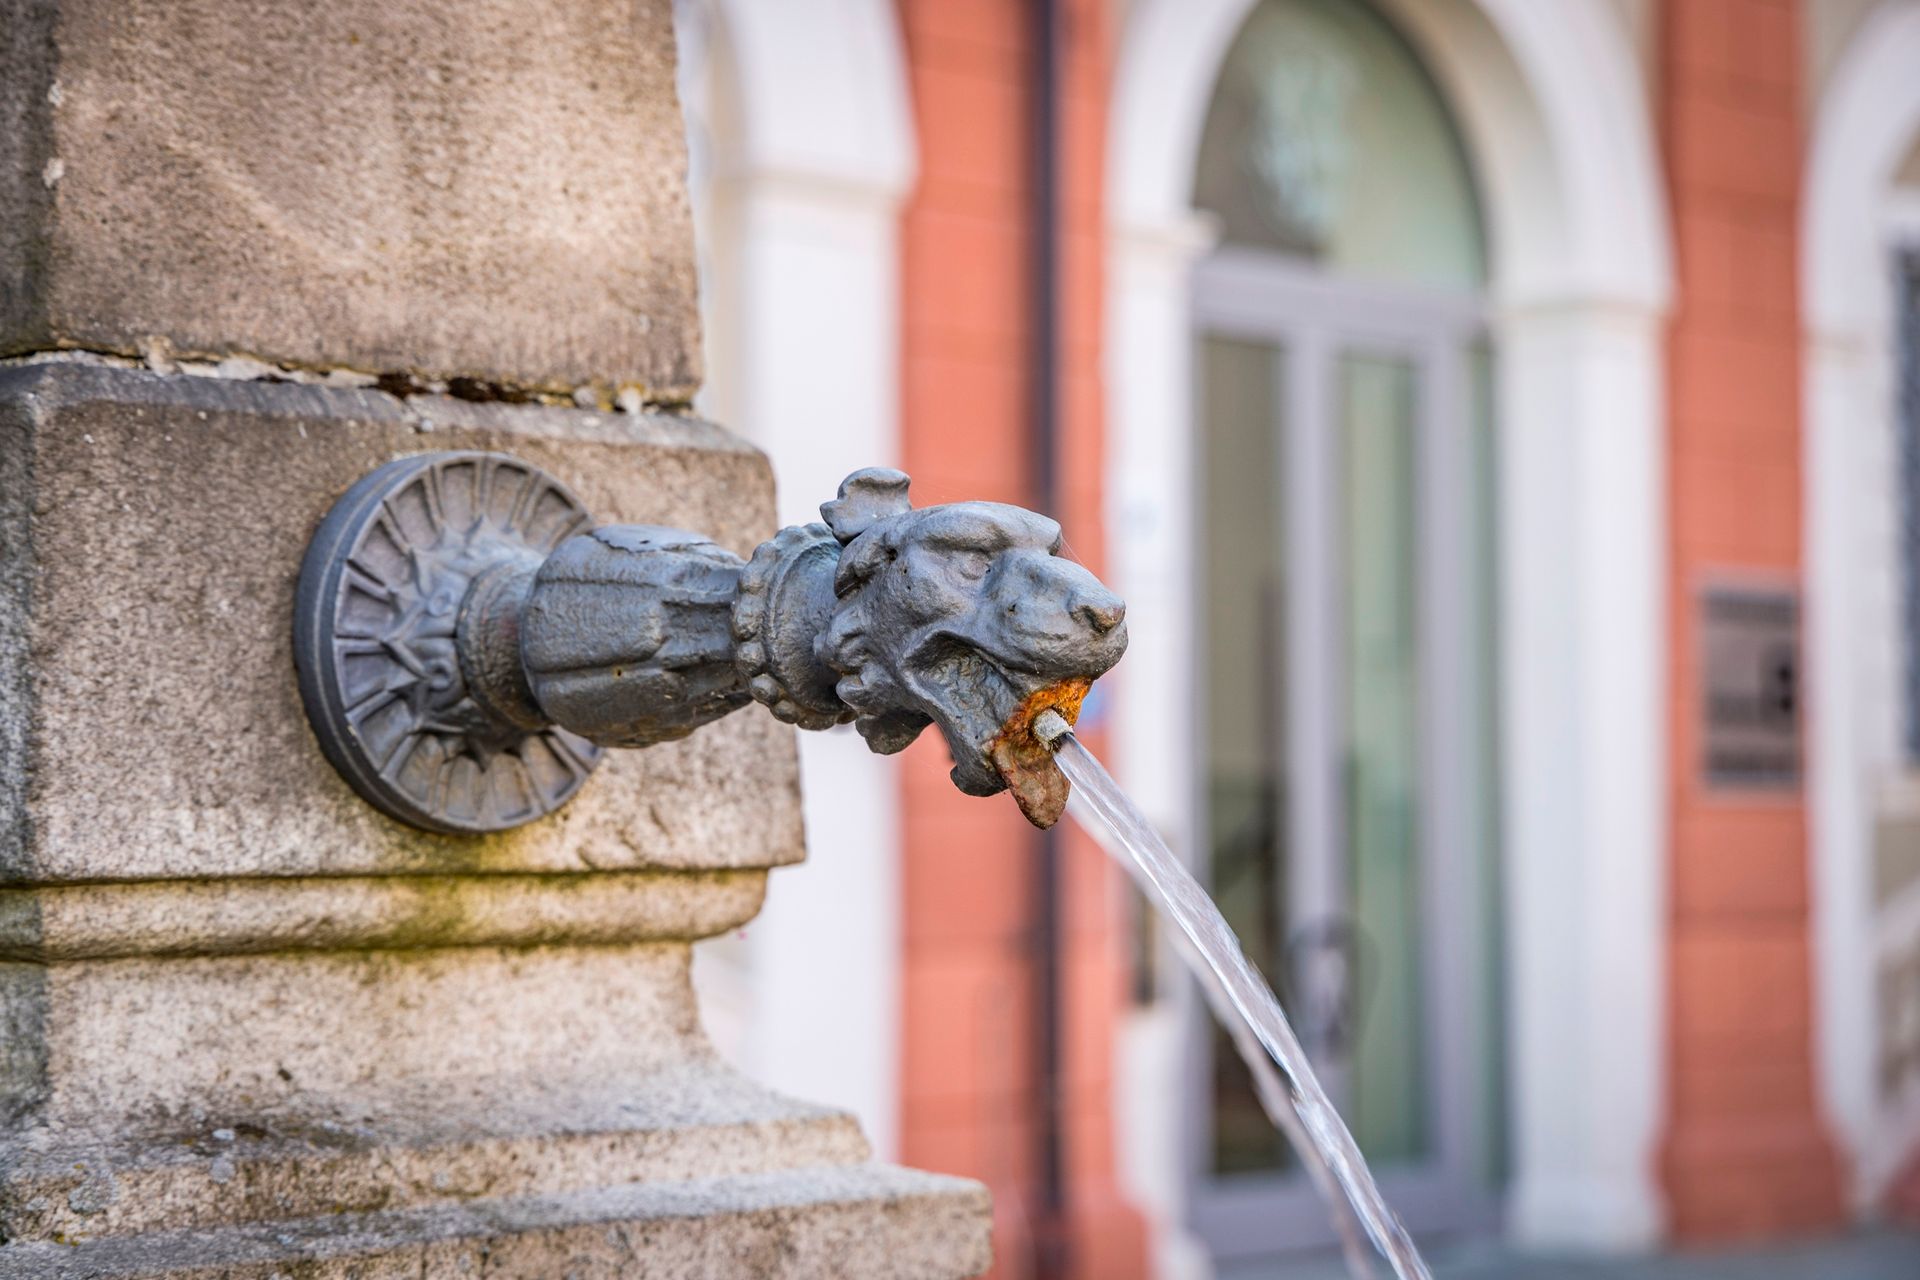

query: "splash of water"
xmin=1040 ymin=715 xmax=1430 ymax=1280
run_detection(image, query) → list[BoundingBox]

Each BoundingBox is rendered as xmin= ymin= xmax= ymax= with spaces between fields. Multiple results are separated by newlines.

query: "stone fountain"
xmin=0 ymin=1 xmax=1124 ymax=1275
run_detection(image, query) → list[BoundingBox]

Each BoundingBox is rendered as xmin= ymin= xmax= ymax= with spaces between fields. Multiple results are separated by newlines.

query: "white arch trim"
xmin=1805 ymin=2 xmax=1920 ymax=345
xmin=677 ymin=0 xmax=915 ymax=1163
xmin=1106 ymin=0 xmax=1671 ymax=1257
xmin=706 ymin=0 xmax=914 ymax=202
xmin=1804 ymin=0 xmax=1920 ymax=1212
xmin=1109 ymin=0 xmax=1669 ymax=311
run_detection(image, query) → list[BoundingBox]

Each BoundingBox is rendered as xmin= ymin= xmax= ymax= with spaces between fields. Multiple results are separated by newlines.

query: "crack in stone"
xmin=0 ymin=347 xmax=695 ymax=415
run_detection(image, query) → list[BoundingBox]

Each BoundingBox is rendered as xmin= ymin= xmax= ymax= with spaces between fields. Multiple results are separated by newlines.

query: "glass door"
xmin=1340 ymin=347 xmax=1427 ymax=1163
xmin=1191 ymin=256 xmax=1501 ymax=1263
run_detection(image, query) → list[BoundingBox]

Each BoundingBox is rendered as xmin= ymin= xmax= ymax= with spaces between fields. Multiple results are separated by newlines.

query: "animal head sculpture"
xmin=814 ymin=469 xmax=1128 ymax=827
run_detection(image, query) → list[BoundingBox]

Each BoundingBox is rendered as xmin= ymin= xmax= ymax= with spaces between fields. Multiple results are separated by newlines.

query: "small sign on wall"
xmin=1699 ymin=581 xmax=1800 ymax=791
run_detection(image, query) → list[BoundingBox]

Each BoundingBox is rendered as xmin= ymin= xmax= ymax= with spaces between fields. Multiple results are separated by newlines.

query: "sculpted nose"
xmin=1071 ymin=588 xmax=1126 ymax=636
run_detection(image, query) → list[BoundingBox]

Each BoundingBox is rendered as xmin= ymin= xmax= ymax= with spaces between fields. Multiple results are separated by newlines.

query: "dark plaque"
xmin=1700 ymin=582 xmax=1800 ymax=790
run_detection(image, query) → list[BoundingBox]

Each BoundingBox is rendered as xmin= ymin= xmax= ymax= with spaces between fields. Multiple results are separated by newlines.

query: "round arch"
xmin=1108 ymin=0 xmax=1668 ymax=309
xmin=1104 ymin=0 xmax=1672 ymax=1254
xmin=673 ymin=0 xmax=915 ymax=1163
xmin=1803 ymin=0 xmax=1920 ymax=1211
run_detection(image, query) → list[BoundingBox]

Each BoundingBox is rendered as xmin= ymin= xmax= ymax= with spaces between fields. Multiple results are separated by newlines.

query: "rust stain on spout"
xmin=987 ymin=677 xmax=1092 ymax=829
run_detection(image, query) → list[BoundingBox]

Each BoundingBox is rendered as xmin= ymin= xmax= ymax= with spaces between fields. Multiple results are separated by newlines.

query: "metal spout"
xmin=296 ymin=454 xmax=1127 ymax=834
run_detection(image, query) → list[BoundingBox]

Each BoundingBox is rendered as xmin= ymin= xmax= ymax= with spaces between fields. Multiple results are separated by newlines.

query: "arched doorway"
xmin=1187 ymin=0 xmax=1499 ymax=1257
xmin=1107 ymin=0 xmax=1671 ymax=1262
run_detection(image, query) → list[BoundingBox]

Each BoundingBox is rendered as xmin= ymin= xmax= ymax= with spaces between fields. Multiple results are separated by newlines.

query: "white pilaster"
xmin=677 ymin=0 xmax=914 ymax=1162
xmin=1496 ymin=301 xmax=1667 ymax=1248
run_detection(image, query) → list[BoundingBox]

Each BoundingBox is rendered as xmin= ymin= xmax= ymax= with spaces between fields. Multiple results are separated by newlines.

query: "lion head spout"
xmin=811 ymin=469 xmax=1127 ymax=827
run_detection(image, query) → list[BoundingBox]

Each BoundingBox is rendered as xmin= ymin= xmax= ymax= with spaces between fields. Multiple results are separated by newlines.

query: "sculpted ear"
xmin=821 ymin=468 xmax=912 ymax=544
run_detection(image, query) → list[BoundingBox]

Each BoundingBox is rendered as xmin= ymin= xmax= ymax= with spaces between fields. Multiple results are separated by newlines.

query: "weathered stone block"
xmin=1 ymin=1165 xmax=994 ymax=1278
xmin=0 ymin=946 xmax=992 ymax=1276
xmin=0 ymin=0 xmax=995 ymax=1265
xmin=0 ymin=0 xmax=700 ymax=401
xmin=0 ymin=364 xmax=993 ymax=1275
xmin=0 ymin=362 xmax=800 ymax=885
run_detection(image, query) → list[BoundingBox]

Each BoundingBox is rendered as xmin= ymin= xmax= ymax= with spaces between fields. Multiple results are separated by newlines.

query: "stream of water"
xmin=1046 ymin=724 xmax=1432 ymax=1280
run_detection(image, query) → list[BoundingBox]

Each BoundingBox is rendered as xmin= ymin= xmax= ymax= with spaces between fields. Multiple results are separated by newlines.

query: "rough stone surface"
xmin=0 ymin=363 xmax=801 ymax=884
xmin=0 ymin=0 xmax=700 ymax=400
xmin=0 ymin=945 xmax=867 ymax=1237
xmin=0 ymin=0 xmax=996 ymax=1264
xmin=3 ymin=1074 xmax=867 ymax=1241
xmin=0 ymin=363 xmax=992 ymax=1274
xmin=0 ymin=944 xmax=990 ymax=1274
xmin=3 ymin=944 xmax=719 ymax=1137
xmin=0 ymin=1165 xmax=994 ymax=1279
xmin=0 ymin=869 xmax=770 ymax=960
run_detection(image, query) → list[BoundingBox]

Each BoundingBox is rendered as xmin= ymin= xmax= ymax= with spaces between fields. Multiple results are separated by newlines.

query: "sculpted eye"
xmin=955 ymin=550 xmax=991 ymax=582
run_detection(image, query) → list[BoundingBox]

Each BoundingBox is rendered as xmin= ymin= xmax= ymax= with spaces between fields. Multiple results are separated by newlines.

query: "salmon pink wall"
xmin=1658 ymin=0 xmax=1847 ymax=1240
xmin=894 ymin=1 xmax=1147 ymax=1276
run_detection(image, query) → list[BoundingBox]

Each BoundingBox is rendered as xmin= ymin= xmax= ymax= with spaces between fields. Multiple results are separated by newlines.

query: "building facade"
xmin=674 ymin=0 xmax=1920 ymax=1274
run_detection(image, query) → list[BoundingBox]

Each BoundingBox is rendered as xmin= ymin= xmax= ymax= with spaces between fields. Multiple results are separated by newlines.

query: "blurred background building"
xmin=669 ymin=0 xmax=1920 ymax=1275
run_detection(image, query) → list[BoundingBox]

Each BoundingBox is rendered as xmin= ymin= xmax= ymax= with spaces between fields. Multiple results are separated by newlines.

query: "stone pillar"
xmin=0 ymin=2 xmax=990 ymax=1275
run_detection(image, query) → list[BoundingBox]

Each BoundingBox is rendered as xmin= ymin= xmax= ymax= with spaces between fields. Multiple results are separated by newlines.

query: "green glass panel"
xmin=1194 ymin=0 xmax=1486 ymax=290
xmin=1470 ymin=338 xmax=1509 ymax=1186
xmin=1339 ymin=351 xmax=1428 ymax=1163
xmin=1200 ymin=334 xmax=1291 ymax=1175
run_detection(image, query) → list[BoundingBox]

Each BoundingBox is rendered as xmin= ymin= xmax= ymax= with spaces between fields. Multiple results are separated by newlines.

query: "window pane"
xmin=1339 ymin=351 xmax=1429 ymax=1163
xmin=1900 ymin=251 xmax=1920 ymax=764
xmin=1193 ymin=0 xmax=1486 ymax=290
xmin=1201 ymin=334 xmax=1290 ymax=1175
xmin=1470 ymin=338 xmax=1509 ymax=1186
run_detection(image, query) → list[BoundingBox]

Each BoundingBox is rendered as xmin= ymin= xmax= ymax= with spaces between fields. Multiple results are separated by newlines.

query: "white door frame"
xmin=1187 ymin=254 xmax=1500 ymax=1259
xmin=1803 ymin=0 xmax=1920 ymax=1212
xmin=1107 ymin=0 xmax=1672 ymax=1257
xmin=674 ymin=0 xmax=915 ymax=1162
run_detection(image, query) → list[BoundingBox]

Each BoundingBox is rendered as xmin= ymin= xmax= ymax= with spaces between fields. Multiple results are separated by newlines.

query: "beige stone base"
xmin=0 ymin=365 xmax=991 ymax=1276
xmin=0 ymin=945 xmax=992 ymax=1277
xmin=0 ymin=1165 xmax=991 ymax=1278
